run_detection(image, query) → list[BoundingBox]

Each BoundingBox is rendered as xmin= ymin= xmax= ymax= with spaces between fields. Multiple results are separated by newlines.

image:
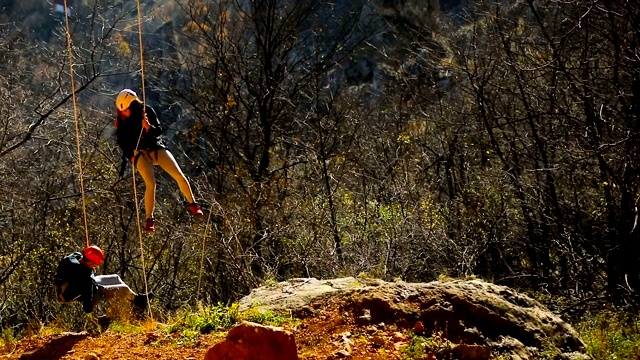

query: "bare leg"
xmin=135 ymin=151 xmax=157 ymax=219
xmin=154 ymin=148 xmax=196 ymax=204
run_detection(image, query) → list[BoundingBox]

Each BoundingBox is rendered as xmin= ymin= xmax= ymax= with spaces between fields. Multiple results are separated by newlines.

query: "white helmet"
xmin=116 ymin=89 xmax=138 ymax=111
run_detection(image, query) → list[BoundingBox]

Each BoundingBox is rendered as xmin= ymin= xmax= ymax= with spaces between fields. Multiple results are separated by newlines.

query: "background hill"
xmin=0 ymin=0 xmax=639 ymax=352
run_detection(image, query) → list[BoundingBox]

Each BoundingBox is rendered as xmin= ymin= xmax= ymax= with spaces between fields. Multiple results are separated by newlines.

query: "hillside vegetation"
xmin=0 ymin=0 xmax=639 ymax=350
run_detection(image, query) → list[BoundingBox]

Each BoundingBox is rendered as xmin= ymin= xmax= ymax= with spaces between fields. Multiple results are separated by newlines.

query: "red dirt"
xmin=1 ymin=301 xmax=409 ymax=360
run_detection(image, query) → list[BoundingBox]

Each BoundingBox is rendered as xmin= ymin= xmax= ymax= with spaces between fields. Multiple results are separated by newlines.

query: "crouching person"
xmin=54 ymin=245 xmax=153 ymax=322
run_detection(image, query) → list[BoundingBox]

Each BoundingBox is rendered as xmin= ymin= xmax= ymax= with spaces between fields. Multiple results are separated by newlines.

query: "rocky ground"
xmin=1 ymin=277 xmax=591 ymax=359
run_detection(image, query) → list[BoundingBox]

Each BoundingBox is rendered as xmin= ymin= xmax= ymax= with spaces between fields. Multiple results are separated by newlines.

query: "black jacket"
xmin=115 ymin=101 xmax=165 ymax=161
xmin=54 ymin=252 xmax=97 ymax=313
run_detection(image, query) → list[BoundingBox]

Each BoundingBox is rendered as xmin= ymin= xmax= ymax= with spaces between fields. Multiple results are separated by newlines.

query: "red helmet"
xmin=83 ymin=245 xmax=105 ymax=266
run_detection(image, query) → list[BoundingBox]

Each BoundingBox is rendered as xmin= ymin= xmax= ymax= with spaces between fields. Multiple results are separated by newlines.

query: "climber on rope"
xmin=54 ymin=245 xmax=153 ymax=316
xmin=114 ymin=89 xmax=204 ymax=233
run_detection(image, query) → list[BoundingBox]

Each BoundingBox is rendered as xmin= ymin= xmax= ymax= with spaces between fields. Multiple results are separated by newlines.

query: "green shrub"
xmin=171 ymin=329 xmax=201 ymax=347
xmin=239 ymin=308 xmax=296 ymax=327
xmin=108 ymin=320 xmax=142 ymax=334
xmin=577 ymin=310 xmax=640 ymax=360
xmin=400 ymin=331 xmax=452 ymax=360
xmin=0 ymin=327 xmax=15 ymax=353
xmin=167 ymin=302 xmax=239 ymax=335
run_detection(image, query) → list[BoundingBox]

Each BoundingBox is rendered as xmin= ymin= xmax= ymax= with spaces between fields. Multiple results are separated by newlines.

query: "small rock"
xmin=358 ymin=309 xmax=371 ymax=322
xmin=371 ymin=334 xmax=385 ymax=346
xmin=342 ymin=337 xmax=354 ymax=347
xmin=462 ymin=326 xmax=485 ymax=344
xmin=335 ymin=349 xmax=350 ymax=358
xmin=84 ymin=353 xmax=99 ymax=360
xmin=365 ymin=326 xmax=377 ymax=334
xmin=559 ymin=352 xmax=592 ymax=360
xmin=392 ymin=332 xmax=407 ymax=342
xmin=293 ymin=306 xmax=315 ymax=318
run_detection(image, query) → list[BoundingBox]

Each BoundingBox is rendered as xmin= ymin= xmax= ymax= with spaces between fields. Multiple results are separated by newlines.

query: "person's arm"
xmin=144 ymin=105 xmax=162 ymax=137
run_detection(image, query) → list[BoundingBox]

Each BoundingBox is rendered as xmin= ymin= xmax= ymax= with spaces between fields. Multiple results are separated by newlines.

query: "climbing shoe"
xmin=188 ymin=203 xmax=204 ymax=217
xmin=145 ymin=217 xmax=155 ymax=233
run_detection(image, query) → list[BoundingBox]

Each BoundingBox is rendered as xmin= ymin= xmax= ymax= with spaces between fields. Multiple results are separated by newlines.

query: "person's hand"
xmin=142 ymin=114 xmax=151 ymax=131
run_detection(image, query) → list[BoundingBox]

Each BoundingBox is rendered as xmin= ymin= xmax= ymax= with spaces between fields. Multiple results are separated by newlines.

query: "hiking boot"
xmin=188 ymin=203 xmax=203 ymax=217
xmin=97 ymin=315 xmax=112 ymax=330
xmin=145 ymin=217 xmax=155 ymax=233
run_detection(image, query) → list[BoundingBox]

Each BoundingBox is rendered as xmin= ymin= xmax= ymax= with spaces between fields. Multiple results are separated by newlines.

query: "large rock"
xmin=204 ymin=321 xmax=298 ymax=360
xmin=239 ymin=277 xmax=590 ymax=359
xmin=238 ymin=277 xmax=377 ymax=313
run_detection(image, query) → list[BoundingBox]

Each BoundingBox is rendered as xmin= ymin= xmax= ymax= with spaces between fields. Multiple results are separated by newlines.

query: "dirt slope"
xmin=1 ymin=306 xmax=404 ymax=360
